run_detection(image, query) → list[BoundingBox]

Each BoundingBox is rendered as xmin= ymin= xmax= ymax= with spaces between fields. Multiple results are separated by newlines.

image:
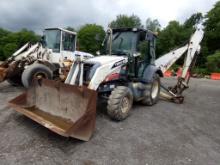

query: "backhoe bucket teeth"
xmin=8 ymin=79 xmax=97 ymax=141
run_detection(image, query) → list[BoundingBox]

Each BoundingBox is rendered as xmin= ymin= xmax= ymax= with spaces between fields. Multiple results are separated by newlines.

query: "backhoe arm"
xmin=155 ymin=24 xmax=204 ymax=103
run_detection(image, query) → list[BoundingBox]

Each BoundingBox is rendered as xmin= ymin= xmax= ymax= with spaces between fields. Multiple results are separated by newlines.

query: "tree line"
xmin=0 ymin=1 xmax=220 ymax=74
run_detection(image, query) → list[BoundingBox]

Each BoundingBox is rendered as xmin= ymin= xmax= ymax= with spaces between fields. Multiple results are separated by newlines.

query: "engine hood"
xmin=85 ymin=55 xmax=127 ymax=65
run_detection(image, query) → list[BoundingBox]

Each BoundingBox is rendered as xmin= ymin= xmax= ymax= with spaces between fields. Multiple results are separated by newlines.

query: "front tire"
xmin=141 ymin=73 xmax=160 ymax=106
xmin=22 ymin=63 xmax=53 ymax=88
xmin=107 ymin=86 xmax=133 ymax=121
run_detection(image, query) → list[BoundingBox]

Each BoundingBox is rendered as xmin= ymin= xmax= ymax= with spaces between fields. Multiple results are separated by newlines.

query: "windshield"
xmin=44 ymin=29 xmax=61 ymax=53
xmin=62 ymin=32 xmax=76 ymax=51
xmin=105 ymin=31 xmax=137 ymax=55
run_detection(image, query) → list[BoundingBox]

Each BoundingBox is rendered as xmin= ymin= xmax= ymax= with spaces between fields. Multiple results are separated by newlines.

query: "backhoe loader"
xmin=8 ymin=25 xmax=204 ymax=141
xmin=0 ymin=28 xmax=92 ymax=88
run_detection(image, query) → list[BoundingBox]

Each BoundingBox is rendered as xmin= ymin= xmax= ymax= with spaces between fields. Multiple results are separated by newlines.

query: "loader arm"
xmin=0 ymin=42 xmax=31 ymax=82
xmin=155 ymin=24 xmax=204 ymax=103
xmin=0 ymin=42 xmax=51 ymax=83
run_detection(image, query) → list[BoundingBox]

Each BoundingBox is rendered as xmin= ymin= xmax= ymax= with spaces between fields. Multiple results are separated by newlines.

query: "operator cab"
xmin=103 ymin=28 xmax=157 ymax=63
xmin=101 ymin=28 xmax=157 ymax=78
xmin=42 ymin=28 xmax=77 ymax=63
xmin=43 ymin=28 xmax=76 ymax=53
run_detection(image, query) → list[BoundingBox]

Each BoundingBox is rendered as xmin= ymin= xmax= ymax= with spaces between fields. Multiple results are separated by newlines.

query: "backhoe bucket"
xmin=8 ymin=79 xmax=97 ymax=141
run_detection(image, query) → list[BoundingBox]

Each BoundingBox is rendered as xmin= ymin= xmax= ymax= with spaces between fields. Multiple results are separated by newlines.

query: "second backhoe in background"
xmin=0 ymin=28 xmax=92 ymax=87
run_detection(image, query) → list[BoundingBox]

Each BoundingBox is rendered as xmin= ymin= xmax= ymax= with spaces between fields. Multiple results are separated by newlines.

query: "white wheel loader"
xmin=0 ymin=28 xmax=93 ymax=87
xmin=8 ymin=25 xmax=204 ymax=141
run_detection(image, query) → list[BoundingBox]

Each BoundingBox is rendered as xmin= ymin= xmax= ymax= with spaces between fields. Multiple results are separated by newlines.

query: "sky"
xmin=0 ymin=0 xmax=218 ymax=34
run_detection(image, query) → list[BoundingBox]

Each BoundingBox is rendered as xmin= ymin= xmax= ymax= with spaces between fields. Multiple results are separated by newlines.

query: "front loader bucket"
xmin=8 ymin=79 xmax=97 ymax=141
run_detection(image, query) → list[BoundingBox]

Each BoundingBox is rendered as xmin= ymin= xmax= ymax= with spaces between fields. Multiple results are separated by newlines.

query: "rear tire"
xmin=22 ymin=63 xmax=53 ymax=88
xmin=107 ymin=86 xmax=133 ymax=121
xmin=141 ymin=73 xmax=160 ymax=106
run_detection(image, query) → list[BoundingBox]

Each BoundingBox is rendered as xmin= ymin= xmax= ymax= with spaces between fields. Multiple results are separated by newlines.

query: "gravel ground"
xmin=0 ymin=78 xmax=220 ymax=165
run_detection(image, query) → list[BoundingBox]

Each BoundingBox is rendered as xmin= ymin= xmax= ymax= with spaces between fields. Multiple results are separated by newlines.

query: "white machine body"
xmin=65 ymin=55 xmax=128 ymax=90
xmin=65 ymin=24 xmax=204 ymax=94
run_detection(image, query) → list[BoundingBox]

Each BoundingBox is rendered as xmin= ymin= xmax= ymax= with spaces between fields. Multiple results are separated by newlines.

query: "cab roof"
xmin=44 ymin=28 xmax=77 ymax=35
xmin=112 ymin=27 xmax=157 ymax=37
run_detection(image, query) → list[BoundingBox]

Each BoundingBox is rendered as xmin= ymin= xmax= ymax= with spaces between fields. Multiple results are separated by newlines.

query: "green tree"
xmin=3 ymin=43 xmax=18 ymax=59
xmin=110 ymin=14 xmax=142 ymax=28
xmin=157 ymin=12 xmax=202 ymax=57
xmin=146 ymin=18 xmax=161 ymax=32
xmin=0 ymin=28 xmax=40 ymax=60
xmin=184 ymin=12 xmax=203 ymax=29
xmin=0 ymin=28 xmax=10 ymax=38
xmin=206 ymin=51 xmax=220 ymax=72
xmin=16 ymin=29 xmax=40 ymax=47
xmin=0 ymin=28 xmax=11 ymax=60
xmin=157 ymin=21 xmax=189 ymax=56
xmin=204 ymin=1 xmax=220 ymax=54
xmin=78 ymin=24 xmax=105 ymax=54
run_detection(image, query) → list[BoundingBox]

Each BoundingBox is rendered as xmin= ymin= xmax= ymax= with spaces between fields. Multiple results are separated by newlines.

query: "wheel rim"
xmin=34 ymin=72 xmax=48 ymax=80
xmin=120 ymin=96 xmax=130 ymax=113
xmin=151 ymin=80 xmax=159 ymax=99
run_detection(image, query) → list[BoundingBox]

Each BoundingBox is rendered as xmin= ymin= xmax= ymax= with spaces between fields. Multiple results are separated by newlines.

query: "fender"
xmin=37 ymin=60 xmax=59 ymax=72
xmin=142 ymin=64 xmax=163 ymax=83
